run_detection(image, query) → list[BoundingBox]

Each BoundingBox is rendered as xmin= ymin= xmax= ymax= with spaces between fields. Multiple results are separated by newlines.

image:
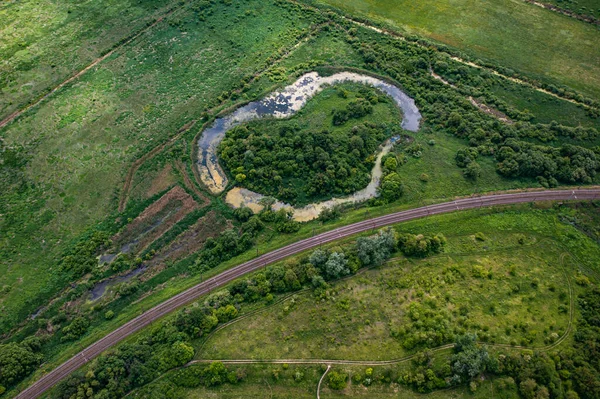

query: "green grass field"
xmin=313 ymin=0 xmax=600 ymax=99
xmin=198 ymin=208 xmax=590 ymax=362
xmin=0 ymin=0 xmax=182 ymax=117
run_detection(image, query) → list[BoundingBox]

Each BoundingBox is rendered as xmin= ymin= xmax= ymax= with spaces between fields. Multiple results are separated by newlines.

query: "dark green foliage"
xmin=0 ymin=342 xmax=43 ymax=387
xmin=328 ymin=371 xmax=348 ymax=390
xmin=60 ymin=231 xmax=111 ymax=276
xmin=378 ymin=172 xmax=404 ymax=202
xmin=323 ymin=252 xmax=350 ymax=279
xmin=194 ymin=229 xmax=254 ymax=271
xmin=397 ymin=232 xmax=446 ymax=257
xmin=332 ymin=98 xmax=373 ymax=125
xmin=219 ymin=111 xmax=390 ymax=204
xmin=174 ymin=307 xmax=218 ymax=338
xmin=318 ymin=206 xmax=342 ymax=222
xmin=60 ymin=316 xmax=90 ymax=342
xmin=172 ymin=362 xmax=238 ymax=388
xmin=450 ymin=334 xmax=494 ymax=384
xmin=233 ymin=207 xmax=254 ymax=222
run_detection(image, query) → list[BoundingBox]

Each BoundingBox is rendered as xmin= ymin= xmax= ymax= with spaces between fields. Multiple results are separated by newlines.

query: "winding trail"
xmin=14 ymin=188 xmax=600 ymax=399
xmin=317 ymin=365 xmax=331 ymax=399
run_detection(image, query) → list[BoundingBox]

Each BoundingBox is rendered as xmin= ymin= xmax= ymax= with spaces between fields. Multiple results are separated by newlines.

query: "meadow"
xmin=118 ymin=204 xmax=600 ymax=399
xmin=0 ymin=0 xmax=181 ymax=117
xmin=199 ymin=208 xmax=588 ymax=361
xmin=0 ymin=0 xmax=316 ymax=334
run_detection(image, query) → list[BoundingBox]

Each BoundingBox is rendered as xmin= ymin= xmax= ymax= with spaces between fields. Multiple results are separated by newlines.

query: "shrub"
xmin=328 ymin=371 xmax=348 ymax=390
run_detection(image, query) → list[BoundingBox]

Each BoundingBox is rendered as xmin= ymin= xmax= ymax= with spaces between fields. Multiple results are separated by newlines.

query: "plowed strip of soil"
xmin=113 ymin=186 xmax=199 ymax=253
xmin=145 ymin=211 xmax=231 ymax=269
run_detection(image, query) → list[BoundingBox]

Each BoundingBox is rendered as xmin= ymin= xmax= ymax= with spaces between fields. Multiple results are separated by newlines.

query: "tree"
xmin=203 ymin=362 xmax=229 ymax=387
xmin=309 ymin=249 xmax=328 ymax=270
xmin=233 ymin=207 xmax=254 ymax=222
xmin=160 ymin=341 xmax=194 ymax=371
xmin=379 ymin=172 xmax=404 ymax=202
xmin=61 ymin=316 xmax=90 ymax=342
xmin=324 ymin=252 xmax=350 ymax=279
xmin=450 ymin=334 xmax=493 ymax=384
xmin=356 ymin=229 xmax=396 ymax=266
xmin=0 ymin=343 xmax=43 ymax=386
xmin=464 ymin=161 xmax=482 ymax=179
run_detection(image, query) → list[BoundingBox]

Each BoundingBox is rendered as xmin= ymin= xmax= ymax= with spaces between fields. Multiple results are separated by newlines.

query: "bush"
xmin=328 ymin=371 xmax=348 ymax=390
xmin=397 ymin=233 xmax=446 ymax=257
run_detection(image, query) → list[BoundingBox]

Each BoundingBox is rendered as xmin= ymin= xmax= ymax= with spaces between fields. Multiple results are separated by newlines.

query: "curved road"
xmin=15 ymin=188 xmax=600 ymax=398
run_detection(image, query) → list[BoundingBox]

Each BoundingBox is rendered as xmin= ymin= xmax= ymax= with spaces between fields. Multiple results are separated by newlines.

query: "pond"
xmin=196 ymin=71 xmax=422 ymax=220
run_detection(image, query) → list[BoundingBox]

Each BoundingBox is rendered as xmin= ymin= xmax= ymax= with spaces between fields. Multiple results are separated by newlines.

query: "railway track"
xmin=15 ymin=188 xmax=600 ymax=398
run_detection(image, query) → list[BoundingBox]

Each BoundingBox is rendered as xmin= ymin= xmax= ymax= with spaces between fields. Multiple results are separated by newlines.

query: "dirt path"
xmin=317 ymin=365 xmax=331 ymax=399
xmin=522 ymin=0 xmax=600 ymax=26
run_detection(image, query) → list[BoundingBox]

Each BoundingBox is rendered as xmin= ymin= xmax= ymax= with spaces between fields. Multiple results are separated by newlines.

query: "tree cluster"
xmin=218 ymin=93 xmax=391 ymax=205
xmin=397 ymin=232 xmax=447 ymax=257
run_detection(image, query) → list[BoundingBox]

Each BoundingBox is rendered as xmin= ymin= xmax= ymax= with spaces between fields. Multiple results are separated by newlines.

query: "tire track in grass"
xmin=0 ymin=4 xmax=187 ymax=130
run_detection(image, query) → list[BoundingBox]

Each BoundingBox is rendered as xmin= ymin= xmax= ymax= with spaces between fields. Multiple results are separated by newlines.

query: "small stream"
xmin=196 ymin=71 xmax=422 ymax=220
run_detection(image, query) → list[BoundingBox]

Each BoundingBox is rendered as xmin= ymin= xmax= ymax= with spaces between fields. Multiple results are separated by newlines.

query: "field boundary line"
xmin=521 ymin=0 xmax=600 ymax=26
xmin=0 ymin=3 xmax=186 ymax=130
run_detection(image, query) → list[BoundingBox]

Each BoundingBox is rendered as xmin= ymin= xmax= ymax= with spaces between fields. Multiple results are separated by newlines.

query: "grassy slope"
xmin=198 ymin=209 xmax=589 ymax=361
xmin=0 ymin=0 xmax=180 ymax=117
xmin=314 ymin=0 xmax=600 ymax=99
xmin=0 ymin=0 xmax=313 ymax=333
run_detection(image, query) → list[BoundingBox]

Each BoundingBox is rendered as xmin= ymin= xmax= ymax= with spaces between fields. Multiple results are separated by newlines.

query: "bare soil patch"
xmin=144 ymin=211 xmax=231 ymax=270
xmin=113 ymin=186 xmax=200 ymax=254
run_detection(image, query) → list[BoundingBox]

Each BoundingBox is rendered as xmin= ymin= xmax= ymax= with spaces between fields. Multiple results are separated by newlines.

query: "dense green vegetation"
xmin=545 ymin=0 xmax=600 ymax=18
xmin=0 ymin=0 xmax=318 ymax=335
xmin=66 ymin=205 xmax=597 ymax=399
xmin=219 ymin=84 xmax=402 ymax=204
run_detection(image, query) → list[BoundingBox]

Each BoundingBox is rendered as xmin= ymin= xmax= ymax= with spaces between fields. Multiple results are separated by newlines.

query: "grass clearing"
xmin=0 ymin=0 xmax=316 ymax=334
xmin=0 ymin=0 xmax=181 ymax=117
xmin=199 ymin=211 xmax=578 ymax=362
